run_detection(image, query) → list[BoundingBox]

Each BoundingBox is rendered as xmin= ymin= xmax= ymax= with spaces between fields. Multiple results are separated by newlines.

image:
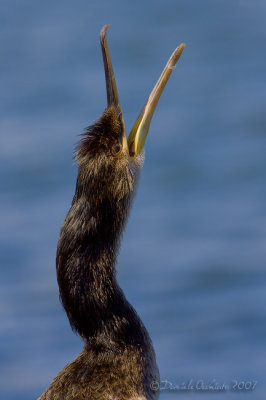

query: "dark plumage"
xmin=39 ymin=25 xmax=185 ymax=400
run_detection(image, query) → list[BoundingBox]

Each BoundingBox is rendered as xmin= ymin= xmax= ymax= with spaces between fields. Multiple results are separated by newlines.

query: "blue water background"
xmin=1 ymin=1 xmax=266 ymax=399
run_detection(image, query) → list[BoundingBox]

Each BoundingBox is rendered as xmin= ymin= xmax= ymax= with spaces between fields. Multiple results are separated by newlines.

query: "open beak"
xmin=100 ymin=25 xmax=185 ymax=158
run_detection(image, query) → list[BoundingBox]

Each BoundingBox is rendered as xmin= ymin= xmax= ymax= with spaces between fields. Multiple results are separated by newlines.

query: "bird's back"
xmin=38 ymin=341 xmax=159 ymax=400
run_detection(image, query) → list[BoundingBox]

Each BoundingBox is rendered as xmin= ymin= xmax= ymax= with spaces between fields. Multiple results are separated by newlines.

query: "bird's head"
xmin=75 ymin=25 xmax=185 ymax=205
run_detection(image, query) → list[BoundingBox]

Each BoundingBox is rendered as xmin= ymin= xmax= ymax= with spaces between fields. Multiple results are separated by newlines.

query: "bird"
xmin=38 ymin=25 xmax=185 ymax=400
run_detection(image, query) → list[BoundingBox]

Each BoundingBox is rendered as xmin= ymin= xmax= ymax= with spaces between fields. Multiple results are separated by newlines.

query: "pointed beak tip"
xmin=179 ymin=43 xmax=186 ymax=53
xmin=100 ymin=25 xmax=111 ymax=43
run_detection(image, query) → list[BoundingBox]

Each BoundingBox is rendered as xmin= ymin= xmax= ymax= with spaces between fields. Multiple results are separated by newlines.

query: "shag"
xmin=39 ymin=25 xmax=185 ymax=400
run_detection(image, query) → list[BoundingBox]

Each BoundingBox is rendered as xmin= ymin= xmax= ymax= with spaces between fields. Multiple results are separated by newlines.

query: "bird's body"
xmin=39 ymin=26 xmax=185 ymax=400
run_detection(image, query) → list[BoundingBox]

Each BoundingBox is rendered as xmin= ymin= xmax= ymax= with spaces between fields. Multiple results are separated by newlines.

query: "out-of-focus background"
xmin=1 ymin=1 xmax=266 ymax=399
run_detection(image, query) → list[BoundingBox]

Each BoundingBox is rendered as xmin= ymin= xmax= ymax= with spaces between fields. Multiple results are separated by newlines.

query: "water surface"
xmin=1 ymin=1 xmax=266 ymax=399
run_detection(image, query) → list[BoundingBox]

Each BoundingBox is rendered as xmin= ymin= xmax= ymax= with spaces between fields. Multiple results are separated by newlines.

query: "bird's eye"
xmin=113 ymin=144 xmax=121 ymax=155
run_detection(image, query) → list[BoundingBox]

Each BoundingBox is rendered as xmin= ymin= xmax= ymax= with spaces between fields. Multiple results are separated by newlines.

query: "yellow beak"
xmin=100 ymin=25 xmax=185 ymax=158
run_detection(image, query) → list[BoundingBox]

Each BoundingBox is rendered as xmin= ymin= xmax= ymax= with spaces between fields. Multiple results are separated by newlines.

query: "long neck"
xmin=56 ymin=189 xmax=146 ymax=347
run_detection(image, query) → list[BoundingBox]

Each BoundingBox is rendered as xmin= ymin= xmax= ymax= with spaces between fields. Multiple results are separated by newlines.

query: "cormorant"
xmin=39 ymin=25 xmax=185 ymax=400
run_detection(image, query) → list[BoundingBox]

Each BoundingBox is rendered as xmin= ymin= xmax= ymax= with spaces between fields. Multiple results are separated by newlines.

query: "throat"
xmin=56 ymin=193 xmax=144 ymax=345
